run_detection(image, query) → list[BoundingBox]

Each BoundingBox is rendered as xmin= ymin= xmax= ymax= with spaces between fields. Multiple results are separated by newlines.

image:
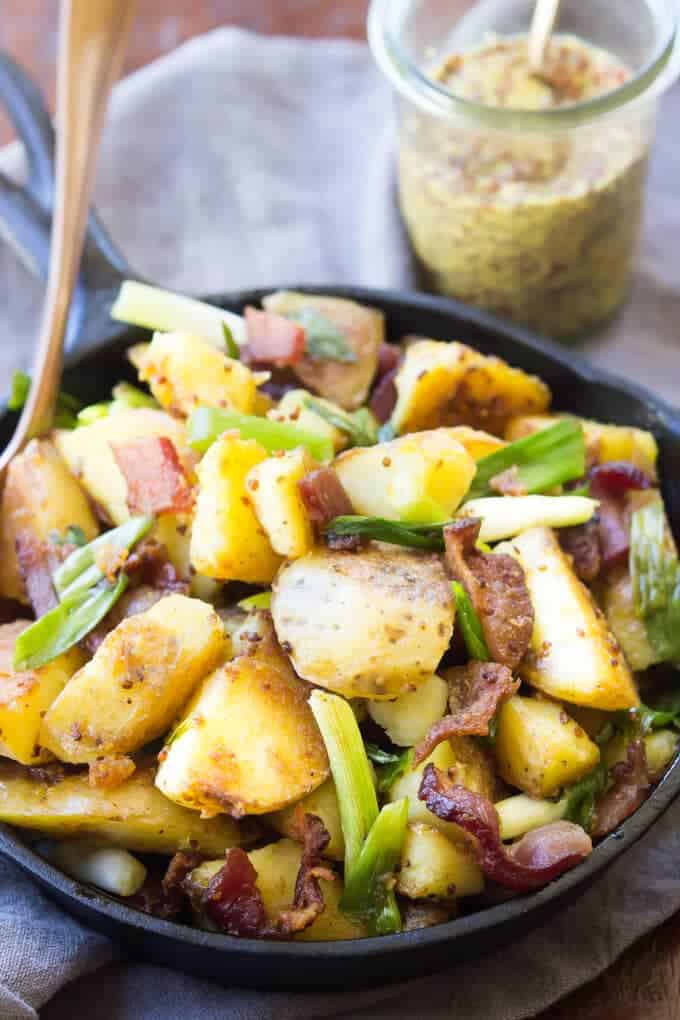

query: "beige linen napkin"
xmin=0 ymin=27 xmax=679 ymax=1020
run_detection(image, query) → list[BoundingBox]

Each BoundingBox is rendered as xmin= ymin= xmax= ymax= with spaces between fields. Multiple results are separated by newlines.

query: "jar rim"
xmin=368 ymin=0 xmax=680 ymax=129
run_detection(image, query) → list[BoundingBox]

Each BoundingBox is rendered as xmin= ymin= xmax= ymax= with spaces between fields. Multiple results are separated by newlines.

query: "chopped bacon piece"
xmin=88 ymin=755 xmax=136 ymax=790
xmin=111 ymin=437 xmax=194 ymax=517
xmin=244 ymin=306 xmax=306 ymax=367
xmin=560 ymin=519 xmax=602 ymax=582
xmin=444 ymin=519 xmax=534 ymax=669
xmin=376 ymin=342 xmax=400 ymax=378
xmin=592 ymin=739 xmax=650 ymax=839
xmin=277 ymin=814 xmax=334 ymax=935
xmin=369 ymin=367 xmax=398 ymax=423
xmin=298 ymin=467 xmax=354 ymax=527
xmin=131 ymin=849 xmax=204 ymax=922
xmin=589 ymin=462 xmax=652 ymax=498
xmin=15 ymin=532 xmax=58 ymax=618
xmin=414 ymin=662 xmax=519 ymax=764
xmin=203 ymin=848 xmax=270 ymax=937
xmin=419 ymin=765 xmax=592 ymax=891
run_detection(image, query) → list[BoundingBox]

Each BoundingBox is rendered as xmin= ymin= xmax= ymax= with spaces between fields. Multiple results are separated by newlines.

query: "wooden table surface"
xmin=1 ymin=3 xmax=678 ymax=1018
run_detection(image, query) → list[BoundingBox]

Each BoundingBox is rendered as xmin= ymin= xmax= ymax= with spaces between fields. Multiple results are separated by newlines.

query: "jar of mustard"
xmin=369 ymin=0 xmax=679 ymax=340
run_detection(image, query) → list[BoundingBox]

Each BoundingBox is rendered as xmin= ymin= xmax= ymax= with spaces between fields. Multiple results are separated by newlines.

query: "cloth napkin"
xmin=0 ymin=27 xmax=679 ymax=1020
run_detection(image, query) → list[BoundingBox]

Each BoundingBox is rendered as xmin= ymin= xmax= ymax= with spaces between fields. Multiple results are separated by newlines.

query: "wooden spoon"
xmin=528 ymin=0 xmax=561 ymax=75
xmin=0 ymin=0 xmax=135 ymax=477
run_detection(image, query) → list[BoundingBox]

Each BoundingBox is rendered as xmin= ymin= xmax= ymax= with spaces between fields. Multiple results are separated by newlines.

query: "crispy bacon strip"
xmin=244 ymin=306 xmax=306 ymax=366
xmin=198 ymin=815 xmax=333 ymax=938
xmin=298 ymin=467 xmax=354 ymax=526
xmin=589 ymin=462 xmax=653 ymax=571
xmin=277 ymin=814 xmax=334 ymax=935
xmin=414 ymin=662 xmax=519 ymax=764
xmin=592 ymin=739 xmax=650 ymax=839
xmin=419 ymin=764 xmax=592 ymax=892
xmin=111 ymin=437 xmax=194 ymax=517
xmin=15 ymin=532 xmax=58 ymax=617
xmin=369 ymin=344 xmax=401 ymax=422
xmin=560 ymin=519 xmax=602 ymax=582
xmin=444 ymin=519 xmax=534 ymax=670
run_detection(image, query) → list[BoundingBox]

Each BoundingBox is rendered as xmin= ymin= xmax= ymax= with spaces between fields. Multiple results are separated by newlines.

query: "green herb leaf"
xmin=637 ymin=694 xmax=680 ymax=735
xmin=563 ymin=760 xmax=609 ymax=833
xmin=237 ymin=591 xmax=272 ymax=611
xmin=365 ymin=743 xmax=414 ymax=794
xmin=287 ymin=309 xmax=357 ymax=363
xmin=13 ymin=575 xmax=128 ymax=671
xmin=77 ymin=403 xmax=111 ymax=426
xmin=451 ymin=581 xmax=490 ymax=661
xmin=324 ymin=515 xmax=449 ymax=551
xmin=304 ymin=397 xmax=378 ymax=447
xmin=187 ymin=406 xmax=334 ymax=462
xmin=630 ymin=500 xmax=680 ymax=665
xmin=222 ymin=322 xmax=241 ymax=360
xmin=8 ymin=371 xmax=31 ymax=411
xmin=53 ymin=515 xmax=154 ymax=600
xmin=466 ymin=420 xmax=586 ymax=502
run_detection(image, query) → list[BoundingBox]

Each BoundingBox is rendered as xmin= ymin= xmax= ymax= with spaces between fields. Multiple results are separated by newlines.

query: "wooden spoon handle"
xmin=528 ymin=0 xmax=561 ymax=74
xmin=0 ymin=0 xmax=135 ymax=472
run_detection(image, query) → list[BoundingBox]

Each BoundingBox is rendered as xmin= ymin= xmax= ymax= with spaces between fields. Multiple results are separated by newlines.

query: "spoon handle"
xmin=0 ymin=0 xmax=135 ymax=472
xmin=528 ymin=0 xmax=561 ymax=75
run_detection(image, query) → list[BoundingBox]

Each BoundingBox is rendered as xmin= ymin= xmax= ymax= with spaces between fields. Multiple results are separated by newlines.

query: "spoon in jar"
xmin=528 ymin=0 xmax=561 ymax=76
xmin=0 ymin=0 xmax=135 ymax=480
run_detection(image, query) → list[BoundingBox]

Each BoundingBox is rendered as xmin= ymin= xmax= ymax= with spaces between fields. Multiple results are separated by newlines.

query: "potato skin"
xmin=0 ymin=439 xmax=99 ymax=602
xmin=263 ymin=291 xmax=383 ymax=411
xmin=495 ymin=695 xmax=600 ymax=798
xmin=40 ymin=595 xmax=228 ymax=763
xmin=155 ymin=654 xmax=329 ymax=817
xmin=271 ymin=546 xmax=454 ymax=699
xmin=397 ymin=822 xmax=483 ymax=900
xmin=189 ymin=839 xmax=366 ymax=940
xmin=501 ymin=528 xmax=639 ymax=710
xmin=132 ymin=331 xmax=258 ymax=416
xmin=0 ymin=622 xmax=84 ymax=765
xmin=0 ymin=759 xmax=253 ymax=855
xmin=334 ymin=429 xmax=476 ymax=523
xmin=190 ymin=432 xmax=282 ymax=584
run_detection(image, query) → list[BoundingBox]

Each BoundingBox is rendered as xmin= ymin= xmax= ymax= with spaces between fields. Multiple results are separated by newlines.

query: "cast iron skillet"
xmin=0 ymin=52 xmax=679 ymax=991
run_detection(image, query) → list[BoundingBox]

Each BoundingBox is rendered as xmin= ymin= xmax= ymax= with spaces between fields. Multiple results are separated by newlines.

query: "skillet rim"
xmin=1 ymin=282 xmax=679 ymax=963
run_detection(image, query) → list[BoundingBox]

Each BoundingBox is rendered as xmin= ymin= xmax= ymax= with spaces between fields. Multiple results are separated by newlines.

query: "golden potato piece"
xmin=495 ymin=695 xmax=600 ymax=798
xmin=271 ymin=546 xmax=454 ymax=699
xmin=54 ymin=408 xmax=193 ymax=526
xmin=334 ymin=429 xmax=476 ymax=522
xmin=269 ymin=778 xmax=344 ymax=860
xmin=155 ymin=654 xmax=328 ymax=817
xmin=132 ymin=331 xmax=258 ymax=416
xmin=190 ymin=432 xmax=282 ymax=584
xmin=246 ymin=448 xmax=316 ymax=559
xmin=444 ymin=426 xmax=506 ymax=461
xmin=500 ymin=528 xmax=639 ymax=710
xmin=0 ymin=622 xmax=84 ymax=765
xmin=397 ymin=822 xmax=483 ymax=900
xmin=504 ymin=414 xmax=658 ymax=478
xmin=40 ymin=595 xmax=227 ymax=763
xmin=189 ymin=839 xmax=366 ymax=940
xmin=391 ymin=339 xmax=550 ymax=435
xmin=0 ymin=759 xmax=253 ymax=855
xmin=263 ymin=291 xmax=383 ymax=410
xmin=367 ymin=674 xmax=448 ymax=747
xmin=0 ymin=439 xmax=99 ymax=603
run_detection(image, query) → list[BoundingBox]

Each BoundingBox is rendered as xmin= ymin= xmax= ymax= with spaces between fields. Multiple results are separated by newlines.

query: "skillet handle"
xmin=0 ymin=50 xmax=132 ymax=286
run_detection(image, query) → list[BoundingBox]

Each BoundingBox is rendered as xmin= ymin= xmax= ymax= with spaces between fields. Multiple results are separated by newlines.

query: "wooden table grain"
xmin=1 ymin=3 xmax=678 ymax=1018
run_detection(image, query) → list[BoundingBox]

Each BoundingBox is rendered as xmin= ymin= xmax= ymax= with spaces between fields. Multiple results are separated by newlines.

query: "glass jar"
xmin=369 ymin=0 xmax=680 ymax=340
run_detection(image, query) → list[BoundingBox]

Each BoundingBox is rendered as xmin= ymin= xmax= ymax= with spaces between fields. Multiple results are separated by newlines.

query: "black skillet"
xmin=0 ymin=51 xmax=679 ymax=991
